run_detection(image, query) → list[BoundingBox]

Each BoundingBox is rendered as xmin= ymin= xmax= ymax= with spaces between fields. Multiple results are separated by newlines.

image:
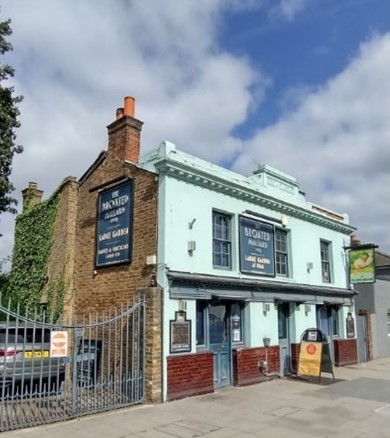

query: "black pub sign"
xmin=239 ymin=216 xmax=275 ymax=276
xmin=96 ymin=180 xmax=133 ymax=267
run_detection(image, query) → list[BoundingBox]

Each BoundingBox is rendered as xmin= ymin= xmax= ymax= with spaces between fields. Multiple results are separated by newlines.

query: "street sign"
xmin=50 ymin=331 xmax=68 ymax=358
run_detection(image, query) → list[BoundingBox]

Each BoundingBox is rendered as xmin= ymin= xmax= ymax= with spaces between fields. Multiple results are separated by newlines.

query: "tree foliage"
xmin=0 ymin=10 xmax=23 ymax=221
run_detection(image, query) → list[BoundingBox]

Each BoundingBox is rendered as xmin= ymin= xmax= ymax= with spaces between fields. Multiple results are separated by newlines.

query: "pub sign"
xmin=349 ymin=247 xmax=375 ymax=284
xmin=239 ymin=216 xmax=275 ymax=276
xmin=96 ymin=180 xmax=133 ymax=267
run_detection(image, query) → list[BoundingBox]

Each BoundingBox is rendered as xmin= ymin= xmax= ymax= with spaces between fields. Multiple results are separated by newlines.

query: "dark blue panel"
xmin=96 ymin=181 xmax=133 ymax=267
xmin=239 ymin=216 xmax=275 ymax=276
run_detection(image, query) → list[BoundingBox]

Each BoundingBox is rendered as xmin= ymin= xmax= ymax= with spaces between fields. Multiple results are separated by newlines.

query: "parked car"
xmin=0 ymin=323 xmax=66 ymax=398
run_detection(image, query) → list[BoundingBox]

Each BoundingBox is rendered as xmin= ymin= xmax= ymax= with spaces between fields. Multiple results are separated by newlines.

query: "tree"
xmin=0 ymin=10 xmax=23 ymax=226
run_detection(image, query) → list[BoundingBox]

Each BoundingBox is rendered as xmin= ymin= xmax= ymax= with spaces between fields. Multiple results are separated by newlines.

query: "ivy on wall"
xmin=7 ymin=181 xmax=67 ymax=318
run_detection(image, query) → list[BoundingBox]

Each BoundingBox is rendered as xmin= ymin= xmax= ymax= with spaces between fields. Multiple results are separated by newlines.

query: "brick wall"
xmin=73 ymin=151 xmax=158 ymax=314
xmin=232 ymin=346 xmax=279 ymax=386
xmin=290 ymin=343 xmax=300 ymax=373
xmin=333 ymin=338 xmax=358 ymax=366
xmin=167 ymin=352 xmax=214 ymax=401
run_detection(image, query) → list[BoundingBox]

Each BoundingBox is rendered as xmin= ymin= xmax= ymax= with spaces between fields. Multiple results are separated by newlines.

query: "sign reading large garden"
xmin=239 ymin=216 xmax=275 ymax=276
xmin=96 ymin=180 xmax=133 ymax=267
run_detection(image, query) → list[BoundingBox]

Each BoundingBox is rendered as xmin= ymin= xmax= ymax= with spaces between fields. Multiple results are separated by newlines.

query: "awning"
xmin=167 ymin=270 xmax=355 ymax=304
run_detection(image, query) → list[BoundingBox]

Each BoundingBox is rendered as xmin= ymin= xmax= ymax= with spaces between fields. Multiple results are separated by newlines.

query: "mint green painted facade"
xmin=140 ymin=141 xmax=357 ymax=400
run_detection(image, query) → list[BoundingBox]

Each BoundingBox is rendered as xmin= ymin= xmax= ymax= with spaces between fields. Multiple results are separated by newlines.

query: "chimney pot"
xmin=116 ymin=107 xmax=124 ymax=120
xmin=124 ymin=96 xmax=135 ymax=117
xmin=22 ymin=181 xmax=43 ymax=211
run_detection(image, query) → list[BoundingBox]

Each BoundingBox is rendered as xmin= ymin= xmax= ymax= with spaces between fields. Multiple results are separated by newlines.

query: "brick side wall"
xmin=73 ymin=149 xmax=160 ymax=402
xmin=167 ymin=352 xmax=214 ymax=401
xmin=73 ymin=152 xmax=158 ymax=314
xmin=233 ymin=346 xmax=280 ymax=386
xmin=333 ymin=338 xmax=358 ymax=366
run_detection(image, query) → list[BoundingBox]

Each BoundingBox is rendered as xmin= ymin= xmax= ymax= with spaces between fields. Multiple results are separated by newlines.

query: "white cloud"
xmin=0 ymin=0 xmax=265 ymax=262
xmin=233 ymin=33 xmax=390 ymax=251
xmin=271 ymin=0 xmax=312 ymax=21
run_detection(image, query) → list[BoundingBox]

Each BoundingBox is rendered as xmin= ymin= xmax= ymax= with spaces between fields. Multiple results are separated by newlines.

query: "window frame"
xmin=320 ymin=240 xmax=332 ymax=283
xmin=275 ymin=228 xmax=289 ymax=277
xmin=212 ymin=211 xmax=232 ymax=270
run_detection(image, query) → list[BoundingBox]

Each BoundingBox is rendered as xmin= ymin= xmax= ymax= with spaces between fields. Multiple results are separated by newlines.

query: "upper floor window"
xmin=320 ymin=240 xmax=331 ymax=283
xmin=275 ymin=228 xmax=289 ymax=276
xmin=213 ymin=212 xmax=232 ymax=269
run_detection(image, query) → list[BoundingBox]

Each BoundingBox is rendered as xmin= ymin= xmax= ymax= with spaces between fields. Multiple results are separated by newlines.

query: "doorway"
xmin=208 ymin=302 xmax=231 ymax=388
xmin=316 ymin=305 xmax=335 ymax=362
xmin=278 ymin=302 xmax=291 ymax=375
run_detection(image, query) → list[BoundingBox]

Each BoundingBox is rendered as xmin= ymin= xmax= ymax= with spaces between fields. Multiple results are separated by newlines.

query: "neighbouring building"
xmin=11 ymin=96 xmax=358 ymax=404
xmin=354 ymin=244 xmax=390 ymax=362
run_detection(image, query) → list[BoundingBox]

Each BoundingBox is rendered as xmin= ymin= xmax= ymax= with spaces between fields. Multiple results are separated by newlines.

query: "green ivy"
xmin=46 ymin=278 xmax=68 ymax=322
xmin=7 ymin=180 xmax=68 ymax=318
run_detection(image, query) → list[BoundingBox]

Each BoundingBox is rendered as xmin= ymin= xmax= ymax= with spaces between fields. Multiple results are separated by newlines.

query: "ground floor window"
xmin=195 ymin=300 xmax=244 ymax=348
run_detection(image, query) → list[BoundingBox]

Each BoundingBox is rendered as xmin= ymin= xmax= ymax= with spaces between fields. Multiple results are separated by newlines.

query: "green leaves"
xmin=7 ymin=193 xmax=59 ymax=315
xmin=0 ymin=11 xmax=23 ymax=217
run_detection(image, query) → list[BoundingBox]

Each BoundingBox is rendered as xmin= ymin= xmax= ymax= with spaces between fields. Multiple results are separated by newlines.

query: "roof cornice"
xmin=154 ymin=158 xmax=356 ymax=235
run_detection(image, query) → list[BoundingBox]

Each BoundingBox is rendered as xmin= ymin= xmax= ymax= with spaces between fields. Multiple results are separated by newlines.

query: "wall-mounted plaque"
xmin=170 ymin=311 xmax=191 ymax=354
xmin=346 ymin=313 xmax=355 ymax=338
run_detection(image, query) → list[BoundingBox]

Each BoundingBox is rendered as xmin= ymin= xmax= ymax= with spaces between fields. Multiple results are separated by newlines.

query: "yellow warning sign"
xmin=298 ymin=341 xmax=323 ymax=377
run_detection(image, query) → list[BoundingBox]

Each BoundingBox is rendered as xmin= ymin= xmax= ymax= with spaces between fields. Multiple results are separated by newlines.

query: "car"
xmin=0 ymin=323 xmax=66 ymax=398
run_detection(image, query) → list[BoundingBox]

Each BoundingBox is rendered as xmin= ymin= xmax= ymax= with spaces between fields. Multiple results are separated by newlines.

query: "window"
xmin=320 ymin=240 xmax=331 ymax=283
xmin=231 ymin=302 xmax=244 ymax=343
xmin=331 ymin=307 xmax=339 ymax=336
xmin=196 ymin=301 xmax=207 ymax=346
xmin=275 ymin=229 xmax=289 ymax=276
xmin=213 ymin=212 xmax=232 ymax=269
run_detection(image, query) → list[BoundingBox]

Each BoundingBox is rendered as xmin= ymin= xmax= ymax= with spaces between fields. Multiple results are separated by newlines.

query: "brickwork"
xmin=70 ymin=111 xmax=161 ymax=402
xmin=290 ymin=343 xmax=301 ymax=373
xmin=333 ymin=338 xmax=358 ymax=366
xmin=73 ymin=153 xmax=158 ymax=314
xmin=167 ymin=352 xmax=214 ymax=401
xmin=139 ymin=287 xmax=163 ymax=403
xmin=232 ymin=346 xmax=280 ymax=386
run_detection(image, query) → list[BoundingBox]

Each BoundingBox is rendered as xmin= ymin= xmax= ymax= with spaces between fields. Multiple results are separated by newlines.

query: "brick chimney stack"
xmin=107 ymin=96 xmax=143 ymax=164
xmin=22 ymin=181 xmax=44 ymax=211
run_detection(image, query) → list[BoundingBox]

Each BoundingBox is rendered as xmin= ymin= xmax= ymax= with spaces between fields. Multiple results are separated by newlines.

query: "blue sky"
xmin=1 ymin=0 xmax=390 ymax=264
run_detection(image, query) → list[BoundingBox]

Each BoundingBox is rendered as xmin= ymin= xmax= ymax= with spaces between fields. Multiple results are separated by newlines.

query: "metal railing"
xmin=0 ymin=295 xmax=145 ymax=432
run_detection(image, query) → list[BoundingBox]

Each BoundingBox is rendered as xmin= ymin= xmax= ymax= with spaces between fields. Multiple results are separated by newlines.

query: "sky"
xmin=1 ymin=0 xmax=390 ymax=269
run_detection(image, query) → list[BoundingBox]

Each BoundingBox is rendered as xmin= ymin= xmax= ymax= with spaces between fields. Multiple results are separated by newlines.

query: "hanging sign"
xmin=349 ymin=248 xmax=375 ymax=284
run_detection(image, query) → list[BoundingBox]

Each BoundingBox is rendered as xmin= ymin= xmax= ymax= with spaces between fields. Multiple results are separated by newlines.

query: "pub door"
xmin=209 ymin=303 xmax=231 ymax=388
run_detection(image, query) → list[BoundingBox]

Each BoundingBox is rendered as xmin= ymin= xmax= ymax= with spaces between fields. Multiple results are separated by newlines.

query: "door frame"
xmin=278 ymin=302 xmax=292 ymax=375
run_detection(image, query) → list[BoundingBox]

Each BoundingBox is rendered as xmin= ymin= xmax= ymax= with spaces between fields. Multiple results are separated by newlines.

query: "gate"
xmin=357 ymin=314 xmax=368 ymax=363
xmin=0 ymin=295 xmax=145 ymax=432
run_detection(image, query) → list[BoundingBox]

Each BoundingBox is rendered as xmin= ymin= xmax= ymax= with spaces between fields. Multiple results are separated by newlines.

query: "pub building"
xmin=16 ymin=97 xmax=358 ymax=403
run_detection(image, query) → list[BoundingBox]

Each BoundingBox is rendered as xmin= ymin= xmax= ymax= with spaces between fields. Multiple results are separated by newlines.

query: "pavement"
xmin=3 ymin=358 xmax=390 ymax=438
